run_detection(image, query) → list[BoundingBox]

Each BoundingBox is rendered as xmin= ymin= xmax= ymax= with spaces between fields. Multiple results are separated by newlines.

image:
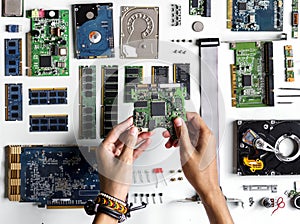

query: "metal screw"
xmin=151 ymin=193 xmax=156 ymax=204
xmin=159 ymin=193 xmax=163 ymax=203
xmin=138 ymin=170 xmax=144 ymax=183
xmin=145 ymin=194 xmax=150 ymax=204
xmin=139 ymin=193 xmax=144 ymax=203
xmin=145 ymin=170 xmax=150 ymax=183
xmin=134 ymin=193 xmax=138 ymax=203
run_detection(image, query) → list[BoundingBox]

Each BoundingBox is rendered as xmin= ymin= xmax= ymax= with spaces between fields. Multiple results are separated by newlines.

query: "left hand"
xmin=96 ymin=117 xmax=152 ymax=201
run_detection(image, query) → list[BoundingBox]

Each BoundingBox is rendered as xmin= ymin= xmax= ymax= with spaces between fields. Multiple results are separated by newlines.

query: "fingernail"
xmin=130 ymin=127 xmax=138 ymax=136
xmin=174 ymin=118 xmax=182 ymax=127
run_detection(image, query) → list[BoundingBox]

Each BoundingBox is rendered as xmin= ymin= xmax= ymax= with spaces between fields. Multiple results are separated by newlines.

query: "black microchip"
xmin=151 ymin=93 xmax=158 ymax=99
xmin=85 ymin=68 xmax=93 ymax=74
xmin=39 ymin=56 xmax=52 ymax=67
xmin=238 ymin=2 xmax=247 ymax=10
xmin=242 ymin=75 xmax=252 ymax=86
xmin=134 ymin=101 xmax=148 ymax=108
xmin=151 ymin=102 xmax=165 ymax=116
xmin=125 ymin=68 xmax=139 ymax=75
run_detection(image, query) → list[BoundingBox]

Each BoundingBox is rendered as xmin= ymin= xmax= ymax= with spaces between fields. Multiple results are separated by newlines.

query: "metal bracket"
xmin=243 ymin=185 xmax=278 ymax=193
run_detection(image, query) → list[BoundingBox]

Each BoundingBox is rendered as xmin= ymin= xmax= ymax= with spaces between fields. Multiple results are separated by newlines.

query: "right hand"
xmin=163 ymin=112 xmax=219 ymax=198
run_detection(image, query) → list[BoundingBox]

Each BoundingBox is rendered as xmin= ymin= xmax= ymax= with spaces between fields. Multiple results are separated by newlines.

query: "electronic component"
xmin=6 ymin=25 xmax=21 ymax=33
xmin=120 ymin=7 xmax=159 ymax=59
xmin=124 ymin=66 xmax=143 ymax=102
xmin=72 ymin=3 xmax=114 ymax=59
xmin=171 ymin=4 xmax=181 ymax=26
xmin=284 ymin=45 xmax=294 ymax=82
xmin=189 ymin=0 xmax=211 ymax=17
xmin=29 ymin=115 xmax=68 ymax=132
xmin=5 ymin=84 xmax=22 ymax=121
xmin=2 ymin=0 xmax=23 ymax=16
xmin=236 ymin=120 xmax=300 ymax=175
xmin=29 ymin=88 xmax=67 ymax=105
xmin=230 ymin=41 xmax=274 ymax=107
xmin=101 ymin=66 xmax=118 ymax=138
xmin=26 ymin=9 xmax=69 ymax=76
xmin=243 ymin=185 xmax=278 ymax=193
xmin=192 ymin=21 xmax=204 ymax=32
xmin=292 ymin=0 xmax=299 ymax=38
xmin=7 ymin=145 xmax=99 ymax=208
xmin=5 ymin=39 xmax=22 ymax=76
xmin=227 ymin=0 xmax=283 ymax=31
xmin=79 ymin=66 xmax=96 ymax=139
xmin=132 ymin=83 xmax=187 ymax=139
xmin=152 ymin=66 xmax=169 ymax=84
xmin=173 ymin=63 xmax=190 ymax=100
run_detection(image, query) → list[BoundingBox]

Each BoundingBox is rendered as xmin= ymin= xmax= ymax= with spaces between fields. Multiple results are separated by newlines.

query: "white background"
xmin=1 ymin=0 xmax=300 ymax=223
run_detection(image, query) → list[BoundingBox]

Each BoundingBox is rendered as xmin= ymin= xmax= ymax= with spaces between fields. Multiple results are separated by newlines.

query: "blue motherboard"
xmin=73 ymin=3 xmax=114 ymax=59
xmin=228 ymin=0 xmax=283 ymax=31
xmin=8 ymin=145 xmax=100 ymax=208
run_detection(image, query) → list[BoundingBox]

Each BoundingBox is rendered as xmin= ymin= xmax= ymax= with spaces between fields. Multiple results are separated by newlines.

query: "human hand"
xmin=163 ymin=112 xmax=218 ymax=198
xmin=97 ymin=117 xmax=152 ymax=201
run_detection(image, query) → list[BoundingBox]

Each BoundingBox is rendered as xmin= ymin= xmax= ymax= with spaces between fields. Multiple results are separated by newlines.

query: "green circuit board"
xmin=26 ymin=9 xmax=69 ymax=76
xmin=132 ymin=83 xmax=187 ymax=139
xmin=230 ymin=41 xmax=274 ymax=108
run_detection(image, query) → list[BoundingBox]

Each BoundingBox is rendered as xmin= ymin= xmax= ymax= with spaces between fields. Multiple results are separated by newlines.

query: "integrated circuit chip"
xmin=151 ymin=102 xmax=166 ymax=116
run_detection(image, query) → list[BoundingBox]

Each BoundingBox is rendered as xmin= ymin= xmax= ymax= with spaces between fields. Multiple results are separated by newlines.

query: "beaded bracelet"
xmin=96 ymin=196 xmax=128 ymax=214
xmin=98 ymin=192 xmax=127 ymax=207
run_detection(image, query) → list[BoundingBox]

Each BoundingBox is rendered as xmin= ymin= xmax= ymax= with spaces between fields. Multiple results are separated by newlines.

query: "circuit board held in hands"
xmin=132 ymin=83 xmax=187 ymax=139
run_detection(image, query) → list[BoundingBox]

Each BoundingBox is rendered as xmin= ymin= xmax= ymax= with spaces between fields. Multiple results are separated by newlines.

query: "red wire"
xmin=271 ymin=197 xmax=285 ymax=216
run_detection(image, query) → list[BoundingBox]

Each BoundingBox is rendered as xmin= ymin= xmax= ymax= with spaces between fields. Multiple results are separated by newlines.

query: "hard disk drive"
xmin=120 ymin=6 xmax=159 ymax=59
xmin=236 ymin=120 xmax=300 ymax=175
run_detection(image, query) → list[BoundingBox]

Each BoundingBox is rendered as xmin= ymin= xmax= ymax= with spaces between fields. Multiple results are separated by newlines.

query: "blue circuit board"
xmin=29 ymin=88 xmax=67 ymax=105
xmin=73 ymin=3 xmax=114 ymax=59
xmin=228 ymin=0 xmax=283 ymax=31
xmin=5 ymin=39 xmax=22 ymax=76
xmin=16 ymin=145 xmax=99 ymax=208
xmin=5 ymin=84 xmax=23 ymax=121
xmin=29 ymin=115 xmax=68 ymax=132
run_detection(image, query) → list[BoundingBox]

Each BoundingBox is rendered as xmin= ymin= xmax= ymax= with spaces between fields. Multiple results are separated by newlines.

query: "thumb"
xmin=119 ymin=127 xmax=138 ymax=164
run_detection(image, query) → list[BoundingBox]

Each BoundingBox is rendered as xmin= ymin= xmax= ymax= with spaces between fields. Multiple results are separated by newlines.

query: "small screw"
xmin=170 ymin=177 xmax=176 ymax=182
xmin=134 ymin=193 xmax=138 ymax=203
xmin=178 ymin=177 xmax=183 ymax=181
xmin=145 ymin=194 xmax=150 ymax=204
xmin=151 ymin=193 xmax=156 ymax=204
xmin=159 ymin=193 xmax=163 ymax=203
xmin=138 ymin=170 xmax=144 ymax=183
xmin=140 ymin=193 xmax=144 ymax=203
xmin=145 ymin=170 xmax=150 ymax=183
